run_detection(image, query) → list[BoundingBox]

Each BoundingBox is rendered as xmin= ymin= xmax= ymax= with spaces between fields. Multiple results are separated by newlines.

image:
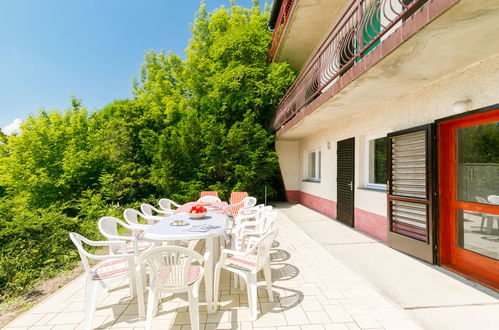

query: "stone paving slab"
xmin=4 ymin=208 xmax=421 ymax=330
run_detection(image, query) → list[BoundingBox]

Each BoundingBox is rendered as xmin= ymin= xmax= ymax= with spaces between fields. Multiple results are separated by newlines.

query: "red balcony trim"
xmin=273 ymin=0 xmax=461 ymax=136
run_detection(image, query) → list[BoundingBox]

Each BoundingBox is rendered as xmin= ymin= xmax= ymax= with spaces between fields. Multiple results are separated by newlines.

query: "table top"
xmin=175 ymin=201 xmax=229 ymax=214
xmin=142 ymin=212 xmax=228 ymax=241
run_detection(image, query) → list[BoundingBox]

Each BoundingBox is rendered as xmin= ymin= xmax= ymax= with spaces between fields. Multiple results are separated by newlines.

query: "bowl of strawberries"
xmin=188 ymin=204 xmax=208 ymax=219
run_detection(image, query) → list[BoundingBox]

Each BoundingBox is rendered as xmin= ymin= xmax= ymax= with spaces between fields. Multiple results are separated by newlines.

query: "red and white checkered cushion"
xmin=90 ymin=258 xmax=129 ymax=280
xmin=155 ymin=265 xmax=202 ymax=287
xmin=226 ymin=253 xmax=257 ymax=271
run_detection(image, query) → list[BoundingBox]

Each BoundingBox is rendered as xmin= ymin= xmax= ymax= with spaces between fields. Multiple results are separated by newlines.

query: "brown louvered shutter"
xmin=337 ymin=137 xmax=355 ymax=227
xmin=387 ymin=125 xmax=435 ymax=264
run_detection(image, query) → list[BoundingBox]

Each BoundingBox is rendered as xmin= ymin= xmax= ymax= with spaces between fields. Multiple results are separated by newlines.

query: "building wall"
xmin=280 ymin=54 xmax=499 ymax=241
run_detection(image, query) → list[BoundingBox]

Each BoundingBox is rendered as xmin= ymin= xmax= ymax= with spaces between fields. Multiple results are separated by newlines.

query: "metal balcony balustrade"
xmin=271 ymin=0 xmax=427 ymax=131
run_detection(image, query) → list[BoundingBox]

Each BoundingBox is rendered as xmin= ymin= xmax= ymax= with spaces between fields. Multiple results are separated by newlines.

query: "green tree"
xmin=0 ymin=1 xmax=295 ymax=299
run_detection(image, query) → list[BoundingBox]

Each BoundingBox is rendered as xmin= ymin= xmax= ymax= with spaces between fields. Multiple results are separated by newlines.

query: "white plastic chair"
xmin=231 ymin=211 xmax=277 ymax=289
xmin=136 ymin=246 xmax=209 ymax=330
xmin=226 ymin=196 xmax=257 ymax=216
xmin=234 ymin=205 xmax=271 ymax=228
xmin=69 ymin=232 xmax=136 ymax=330
xmin=214 ymin=227 xmax=278 ymax=320
xmin=98 ymin=216 xmax=154 ymax=256
xmin=141 ymin=203 xmax=174 ymax=219
xmin=197 ymin=195 xmax=222 ymax=203
xmin=233 ymin=211 xmax=277 ymax=251
xmin=158 ymin=198 xmax=181 ymax=211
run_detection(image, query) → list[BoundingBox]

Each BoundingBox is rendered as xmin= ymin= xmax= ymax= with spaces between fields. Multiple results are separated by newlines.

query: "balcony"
xmin=270 ymin=0 xmax=486 ymax=134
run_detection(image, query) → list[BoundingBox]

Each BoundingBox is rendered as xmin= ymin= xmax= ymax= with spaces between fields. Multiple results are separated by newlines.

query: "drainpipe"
xmin=268 ymin=0 xmax=284 ymax=31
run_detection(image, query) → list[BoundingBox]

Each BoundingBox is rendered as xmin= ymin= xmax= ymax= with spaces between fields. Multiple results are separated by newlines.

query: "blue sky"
xmin=0 ymin=0 xmax=268 ymax=133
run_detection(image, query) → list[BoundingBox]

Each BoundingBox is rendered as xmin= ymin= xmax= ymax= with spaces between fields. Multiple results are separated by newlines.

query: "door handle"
xmin=348 ymin=181 xmax=353 ymax=191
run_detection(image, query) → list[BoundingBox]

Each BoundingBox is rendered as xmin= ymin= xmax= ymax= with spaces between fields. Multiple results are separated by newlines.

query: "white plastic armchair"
xmin=233 ymin=211 xmax=277 ymax=252
xmin=141 ymin=203 xmax=174 ymax=220
xmin=158 ymin=198 xmax=181 ymax=211
xmin=69 ymin=232 xmax=137 ymax=330
xmin=197 ymin=195 xmax=221 ymax=203
xmin=98 ymin=216 xmax=154 ymax=256
xmin=136 ymin=246 xmax=209 ymax=330
xmin=226 ymin=196 xmax=257 ymax=216
xmin=234 ymin=205 xmax=271 ymax=228
xmin=214 ymin=227 xmax=278 ymax=320
xmin=124 ymin=209 xmax=155 ymax=227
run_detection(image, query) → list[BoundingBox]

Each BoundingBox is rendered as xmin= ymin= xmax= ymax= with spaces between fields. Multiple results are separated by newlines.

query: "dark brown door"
xmin=387 ymin=125 xmax=435 ymax=264
xmin=337 ymin=137 xmax=355 ymax=227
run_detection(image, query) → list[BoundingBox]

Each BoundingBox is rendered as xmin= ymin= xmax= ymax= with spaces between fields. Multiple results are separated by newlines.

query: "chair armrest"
xmin=144 ymin=215 xmax=168 ymax=222
xmin=104 ymin=233 xmax=137 ymax=242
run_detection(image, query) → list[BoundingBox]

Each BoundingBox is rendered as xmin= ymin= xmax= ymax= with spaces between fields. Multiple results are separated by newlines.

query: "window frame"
xmin=364 ymin=133 xmax=388 ymax=189
xmin=304 ymin=149 xmax=321 ymax=182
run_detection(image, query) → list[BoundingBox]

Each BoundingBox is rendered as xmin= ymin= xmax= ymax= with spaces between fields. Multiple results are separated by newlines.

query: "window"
xmin=365 ymin=135 xmax=387 ymax=188
xmin=305 ymin=150 xmax=321 ymax=181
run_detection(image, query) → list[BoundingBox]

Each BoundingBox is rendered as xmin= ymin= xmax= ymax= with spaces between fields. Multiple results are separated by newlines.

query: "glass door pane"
xmin=456 ymin=121 xmax=499 ymax=204
xmin=455 ymin=120 xmax=499 ymax=260
xmin=457 ymin=209 xmax=499 ymax=260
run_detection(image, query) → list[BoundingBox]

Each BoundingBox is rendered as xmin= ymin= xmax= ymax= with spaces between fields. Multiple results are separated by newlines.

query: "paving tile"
xmin=300 ymin=325 xmax=325 ymax=330
xmin=7 ymin=313 xmax=45 ymax=328
xmin=351 ymin=314 xmax=382 ymax=329
xmin=322 ymin=324 xmax=349 ymax=330
xmin=32 ymin=312 xmax=57 ymax=326
xmin=306 ymin=311 xmax=331 ymax=324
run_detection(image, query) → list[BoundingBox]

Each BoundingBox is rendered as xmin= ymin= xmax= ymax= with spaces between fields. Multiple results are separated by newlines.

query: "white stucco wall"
xmin=285 ymin=54 xmax=499 ymax=217
xmin=275 ymin=140 xmax=300 ymax=191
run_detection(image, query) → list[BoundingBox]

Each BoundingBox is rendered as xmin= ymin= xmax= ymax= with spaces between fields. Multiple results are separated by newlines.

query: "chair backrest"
xmin=158 ymin=198 xmax=177 ymax=210
xmin=140 ymin=203 xmax=155 ymax=217
xmin=242 ymin=197 xmax=257 ymax=208
xmin=197 ymin=195 xmax=221 ymax=203
xmin=68 ymin=232 xmax=94 ymax=275
xmin=260 ymin=211 xmax=277 ymax=233
xmin=138 ymin=246 xmax=204 ymax=289
xmin=123 ymin=209 xmax=149 ymax=226
xmin=98 ymin=216 xmax=140 ymax=253
xmin=254 ymin=227 xmax=279 ymax=271
xmin=488 ymin=195 xmax=499 ymax=205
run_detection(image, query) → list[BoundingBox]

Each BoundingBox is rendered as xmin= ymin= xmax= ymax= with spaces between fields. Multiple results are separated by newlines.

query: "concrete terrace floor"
xmin=4 ymin=203 xmax=498 ymax=330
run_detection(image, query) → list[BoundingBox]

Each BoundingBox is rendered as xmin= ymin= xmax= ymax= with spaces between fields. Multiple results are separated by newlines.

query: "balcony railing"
xmin=269 ymin=0 xmax=296 ymax=60
xmin=271 ymin=0 xmax=427 ymax=131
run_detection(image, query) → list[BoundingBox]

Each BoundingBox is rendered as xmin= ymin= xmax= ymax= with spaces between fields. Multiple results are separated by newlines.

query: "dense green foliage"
xmin=0 ymin=1 xmax=295 ymax=299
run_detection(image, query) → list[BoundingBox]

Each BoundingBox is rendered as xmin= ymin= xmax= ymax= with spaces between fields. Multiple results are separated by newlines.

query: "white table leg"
xmin=137 ymin=266 xmax=146 ymax=320
xmin=205 ymin=236 xmax=214 ymax=314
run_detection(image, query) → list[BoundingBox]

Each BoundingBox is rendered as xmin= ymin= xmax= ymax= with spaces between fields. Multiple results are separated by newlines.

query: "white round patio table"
xmin=141 ymin=212 xmax=228 ymax=315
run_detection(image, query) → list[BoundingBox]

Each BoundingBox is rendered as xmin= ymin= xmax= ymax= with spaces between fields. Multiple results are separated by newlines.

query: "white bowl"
xmin=189 ymin=212 xmax=207 ymax=219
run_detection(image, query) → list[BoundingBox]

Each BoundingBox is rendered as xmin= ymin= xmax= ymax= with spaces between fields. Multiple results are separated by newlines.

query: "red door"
xmin=438 ymin=109 xmax=499 ymax=290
